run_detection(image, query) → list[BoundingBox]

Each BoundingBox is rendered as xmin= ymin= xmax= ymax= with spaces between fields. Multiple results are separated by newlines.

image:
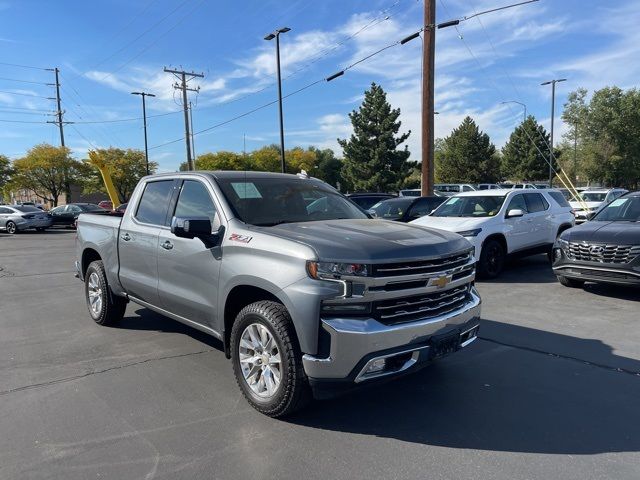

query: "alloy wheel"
xmin=238 ymin=323 xmax=282 ymax=398
xmin=87 ymin=272 xmax=103 ymax=315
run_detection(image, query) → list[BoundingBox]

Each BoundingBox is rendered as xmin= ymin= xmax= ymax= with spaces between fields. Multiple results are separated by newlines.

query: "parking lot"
xmin=1 ymin=230 xmax=639 ymax=480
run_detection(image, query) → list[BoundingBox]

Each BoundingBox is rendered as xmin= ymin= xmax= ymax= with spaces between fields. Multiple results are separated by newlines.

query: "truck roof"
xmin=146 ymin=171 xmax=310 ymax=181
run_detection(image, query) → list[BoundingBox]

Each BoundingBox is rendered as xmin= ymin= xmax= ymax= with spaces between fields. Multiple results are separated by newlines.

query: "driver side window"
xmin=174 ymin=180 xmax=219 ymax=231
xmin=507 ymin=194 xmax=527 ymax=214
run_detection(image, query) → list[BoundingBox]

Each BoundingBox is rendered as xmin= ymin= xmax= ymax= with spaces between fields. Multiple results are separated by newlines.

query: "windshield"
xmin=79 ymin=204 xmax=106 ymax=211
xmin=14 ymin=205 xmax=41 ymax=212
xmin=580 ymin=192 xmax=607 ymax=202
xmin=432 ymin=195 xmax=506 ymax=217
xmin=217 ymin=177 xmax=368 ymax=226
xmin=592 ymin=196 xmax=640 ymax=221
xmin=371 ymin=198 xmax=413 ymax=220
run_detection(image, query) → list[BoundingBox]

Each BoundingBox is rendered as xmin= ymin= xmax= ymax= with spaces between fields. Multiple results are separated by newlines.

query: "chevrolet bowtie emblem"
xmin=429 ymin=275 xmax=452 ymax=289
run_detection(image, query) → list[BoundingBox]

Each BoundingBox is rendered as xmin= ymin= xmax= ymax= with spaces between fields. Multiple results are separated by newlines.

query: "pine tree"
xmin=338 ymin=83 xmax=411 ymax=192
xmin=501 ymin=116 xmax=554 ymax=181
xmin=435 ymin=116 xmax=499 ymax=183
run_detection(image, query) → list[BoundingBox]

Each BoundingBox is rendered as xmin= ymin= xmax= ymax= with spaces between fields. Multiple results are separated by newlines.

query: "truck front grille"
xmin=567 ymin=243 xmax=640 ymax=264
xmin=373 ymin=285 xmax=471 ymax=325
xmin=372 ymin=251 xmax=472 ymax=277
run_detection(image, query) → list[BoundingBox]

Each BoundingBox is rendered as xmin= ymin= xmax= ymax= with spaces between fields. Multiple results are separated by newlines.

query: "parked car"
xmin=398 ymin=189 xmax=421 ymax=197
xmin=76 ymin=172 xmax=481 ymax=417
xmin=346 ymin=192 xmax=396 ymax=210
xmin=411 ymin=189 xmax=574 ymax=278
xmin=0 ymin=205 xmax=53 ymax=233
xmin=98 ymin=200 xmax=113 ymax=210
xmin=570 ymin=188 xmax=628 ymax=223
xmin=553 ymin=191 xmax=640 ymax=287
xmin=49 ymin=203 xmax=110 ymax=228
xmin=499 ymin=183 xmax=538 ymax=190
xmin=476 ymin=183 xmax=501 ymax=190
xmin=434 ymin=184 xmax=476 ymax=196
xmin=369 ymin=196 xmax=445 ymax=222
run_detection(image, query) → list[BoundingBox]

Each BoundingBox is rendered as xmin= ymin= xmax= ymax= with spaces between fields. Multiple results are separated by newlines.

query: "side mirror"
xmin=171 ymin=216 xmax=212 ymax=239
xmin=367 ymin=209 xmax=378 ymax=218
xmin=506 ymin=208 xmax=525 ymax=218
xmin=586 ymin=211 xmax=597 ymax=221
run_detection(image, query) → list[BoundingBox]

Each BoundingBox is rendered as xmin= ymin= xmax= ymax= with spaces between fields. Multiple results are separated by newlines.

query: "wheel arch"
xmin=81 ymin=248 xmax=102 ymax=277
xmin=556 ymin=223 xmax=573 ymax=237
xmin=482 ymin=232 xmax=508 ymax=255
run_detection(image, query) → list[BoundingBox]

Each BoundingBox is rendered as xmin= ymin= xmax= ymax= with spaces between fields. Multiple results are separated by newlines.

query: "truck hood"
xmin=409 ymin=215 xmax=486 ymax=233
xmin=561 ymin=220 xmax=640 ymax=244
xmin=258 ymin=219 xmax=470 ymax=263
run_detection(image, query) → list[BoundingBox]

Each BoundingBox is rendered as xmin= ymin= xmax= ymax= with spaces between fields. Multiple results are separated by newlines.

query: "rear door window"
xmin=548 ymin=191 xmax=570 ymax=207
xmin=135 ymin=180 xmax=174 ymax=226
xmin=524 ymin=193 xmax=548 ymax=212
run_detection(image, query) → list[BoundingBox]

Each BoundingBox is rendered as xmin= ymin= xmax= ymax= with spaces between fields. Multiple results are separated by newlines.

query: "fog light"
xmin=554 ymin=248 xmax=562 ymax=261
xmin=364 ymin=358 xmax=386 ymax=374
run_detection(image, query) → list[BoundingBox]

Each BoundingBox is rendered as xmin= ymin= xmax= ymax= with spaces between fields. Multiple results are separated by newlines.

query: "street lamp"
xmin=501 ymin=100 xmax=527 ymax=123
xmin=131 ymin=91 xmax=156 ymax=175
xmin=264 ymin=27 xmax=291 ymax=174
xmin=540 ymin=78 xmax=566 ymax=187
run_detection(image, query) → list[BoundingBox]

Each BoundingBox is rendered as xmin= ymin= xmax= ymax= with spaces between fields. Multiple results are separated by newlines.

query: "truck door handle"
xmin=161 ymin=240 xmax=174 ymax=250
xmin=121 ymin=233 xmax=131 ymax=241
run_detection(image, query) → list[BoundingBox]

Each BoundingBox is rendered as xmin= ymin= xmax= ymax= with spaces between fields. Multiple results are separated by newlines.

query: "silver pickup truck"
xmin=76 ymin=171 xmax=481 ymax=417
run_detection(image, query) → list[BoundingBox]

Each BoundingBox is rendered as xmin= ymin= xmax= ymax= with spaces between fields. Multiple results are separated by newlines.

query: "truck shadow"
xmin=290 ymin=319 xmax=640 ymax=455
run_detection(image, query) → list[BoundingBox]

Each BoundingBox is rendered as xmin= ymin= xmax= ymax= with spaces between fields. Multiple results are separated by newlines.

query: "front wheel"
xmin=478 ymin=239 xmax=505 ymax=279
xmin=84 ymin=260 xmax=127 ymax=326
xmin=5 ymin=221 xmax=17 ymax=234
xmin=558 ymin=276 xmax=584 ymax=288
xmin=230 ymin=301 xmax=310 ymax=417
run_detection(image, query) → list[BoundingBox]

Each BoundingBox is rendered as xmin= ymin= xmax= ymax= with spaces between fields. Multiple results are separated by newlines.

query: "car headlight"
xmin=307 ymin=261 xmax=369 ymax=279
xmin=456 ymin=228 xmax=482 ymax=237
xmin=556 ymin=237 xmax=569 ymax=249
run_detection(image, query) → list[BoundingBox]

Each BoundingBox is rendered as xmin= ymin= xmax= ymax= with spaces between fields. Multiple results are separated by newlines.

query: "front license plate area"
xmin=430 ymin=331 xmax=460 ymax=359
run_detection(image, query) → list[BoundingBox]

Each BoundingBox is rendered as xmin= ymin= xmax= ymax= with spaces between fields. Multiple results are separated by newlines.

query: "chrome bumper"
xmin=302 ymin=288 xmax=481 ymax=379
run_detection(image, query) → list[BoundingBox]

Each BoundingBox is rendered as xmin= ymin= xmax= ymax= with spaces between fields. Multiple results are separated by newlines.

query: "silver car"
xmin=0 ymin=205 xmax=53 ymax=234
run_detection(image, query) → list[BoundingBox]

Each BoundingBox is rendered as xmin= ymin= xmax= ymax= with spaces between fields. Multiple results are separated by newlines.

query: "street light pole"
xmin=501 ymin=100 xmax=527 ymax=123
xmin=264 ymin=27 xmax=291 ymax=174
xmin=131 ymin=91 xmax=156 ymax=176
xmin=541 ymin=78 xmax=566 ymax=187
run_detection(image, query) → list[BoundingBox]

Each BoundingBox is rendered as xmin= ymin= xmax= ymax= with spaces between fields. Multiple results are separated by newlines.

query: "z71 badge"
xmin=229 ymin=233 xmax=253 ymax=243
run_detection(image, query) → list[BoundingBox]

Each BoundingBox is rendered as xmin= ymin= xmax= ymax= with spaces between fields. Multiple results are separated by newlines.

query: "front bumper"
xmin=302 ymin=288 xmax=481 ymax=388
xmin=552 ymin=247 xmax=640 ymax=286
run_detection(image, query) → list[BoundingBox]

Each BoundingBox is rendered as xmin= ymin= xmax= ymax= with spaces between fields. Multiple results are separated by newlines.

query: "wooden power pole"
xmin=421 ymin=0 xmax=436 ymax=196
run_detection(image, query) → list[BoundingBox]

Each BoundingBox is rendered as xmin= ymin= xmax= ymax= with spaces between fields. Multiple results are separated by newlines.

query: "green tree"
xmin=501 ymin=116 xmax=554 ymax=181
xmin=310 ymin=147 xmax=343 ymax=188
xmin=12 ymin=144 xmax=84 ymax=206
xmin=84 ymin=148 xmax=157 ymax=203
xmin=434 ymin=116 xmax=499 ymax=183
xmin=338 ymin=83 xmax=411 ymax=192
xmin=0 ymin=154 xmax=14 ymax=203
xmin=188 ymin=151 xmax=249 ymax=171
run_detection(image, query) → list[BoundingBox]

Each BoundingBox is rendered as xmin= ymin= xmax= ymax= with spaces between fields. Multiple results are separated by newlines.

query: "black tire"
xmin=478 ymin=239 xmax=505 ymax=279
xmin=5 ymin=221 xmax=17 ymax=234
xmin=84 ymin=260 xmax=127 ymax=326
xmin=557 ymin=275 xmax=584 ymax=288
xmin=230 ymin=300 xmax=311 ymax=418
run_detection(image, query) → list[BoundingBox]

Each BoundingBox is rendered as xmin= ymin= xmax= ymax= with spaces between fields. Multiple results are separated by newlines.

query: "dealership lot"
xmin=1 ymin=231 xmax=639 ymax=480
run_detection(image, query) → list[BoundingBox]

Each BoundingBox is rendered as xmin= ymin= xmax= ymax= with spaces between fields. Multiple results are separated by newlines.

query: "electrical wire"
xmin=0 ymin=62 xmax=49 ymax=71
xmin=0 ymin=90 xmax=54 ymax=99
xmin=0 ymin=119 xmax=49 ymax=124
xmin=0 ymin=77 xmax=51 ymax=86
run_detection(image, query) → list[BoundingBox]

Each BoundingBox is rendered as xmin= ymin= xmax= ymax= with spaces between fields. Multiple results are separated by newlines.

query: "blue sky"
xmin=1 ymin=0 xmax=639 ymax=172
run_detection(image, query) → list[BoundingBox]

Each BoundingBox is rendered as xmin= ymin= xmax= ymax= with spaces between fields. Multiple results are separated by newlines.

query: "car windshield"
xmin=432 ymin=195 xmax=506 ymax=217
xmin=79 ymin=204 xmax=106 ymax=211
xmin=217 ymin=177 xmax=368 ymax=226
xmin=580 ymin=192 xmax=607 ymax=202
xmin=592 ymin=196 xmax=640 ymax=221
xmin=370 ymin=198 xmax=413 ymax=220
xmin=14 ymin=205 xmax=41 ymax=212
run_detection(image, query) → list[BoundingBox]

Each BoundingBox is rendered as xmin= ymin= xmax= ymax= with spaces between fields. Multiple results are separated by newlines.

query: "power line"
xmin=0 ymin=90 xmax=55 ymax=99
xmin=0 ymin=119 xmax=49 ymax=124
xmin=0 ymin=61 xmax=48 ymax=71
xmin=0 ymin=77 xmax=51 ymax=86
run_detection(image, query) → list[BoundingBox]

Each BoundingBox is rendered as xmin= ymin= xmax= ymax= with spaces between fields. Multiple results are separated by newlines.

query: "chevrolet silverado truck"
xmin=75 ymin=171 xmax=481 ymax=417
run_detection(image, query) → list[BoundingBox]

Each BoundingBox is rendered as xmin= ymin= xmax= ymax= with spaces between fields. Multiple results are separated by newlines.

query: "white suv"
xmin=570 ymin=188 xmax=628 ymax=223
xmin=410 ymin=189 xmax=575 ymax=278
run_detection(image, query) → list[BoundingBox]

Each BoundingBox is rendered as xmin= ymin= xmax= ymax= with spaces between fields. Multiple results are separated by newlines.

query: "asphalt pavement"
xmin=1 ymin=230 xmax=639 ymax=480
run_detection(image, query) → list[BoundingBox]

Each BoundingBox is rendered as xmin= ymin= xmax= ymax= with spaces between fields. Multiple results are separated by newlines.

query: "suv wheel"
xmin=5 ymin=221 xmax=17 ymax=234
xmin=231 ymin=301 xmax=310 ymax=417
xmin=479 ymin=239 xmax=505 ymax=279
xmin=85 ymin=260 xmax=127 ymax=326
xmin=557 ymin=276 xmax=584 ymax=288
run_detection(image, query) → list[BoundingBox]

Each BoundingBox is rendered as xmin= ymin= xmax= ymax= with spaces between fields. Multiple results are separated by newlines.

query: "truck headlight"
xmin=556 ymin=237 xmax=569 ymax=250
xmin=456 ymin=228 xmax=482 ymax=237
xmin=307 ymin=261 xmax=369 ymax=279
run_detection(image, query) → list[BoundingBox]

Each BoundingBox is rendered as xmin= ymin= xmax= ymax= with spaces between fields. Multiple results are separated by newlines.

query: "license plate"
xmin=430 ymin=332 xmax=460 ymax=359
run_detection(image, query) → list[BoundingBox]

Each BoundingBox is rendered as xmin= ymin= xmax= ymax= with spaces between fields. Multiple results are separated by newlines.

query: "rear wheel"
xmin=5 ymin=221 xmax=17 ymax=234
xmin=231 ymin=300 xmax=310 ymax=417
xmin=478 ymin=239 xmax=505 ymax=279
xmin=558 ymin=276 xmax=584 ymax=288
xmin=84 ymin=260 xmax=127 ymax=326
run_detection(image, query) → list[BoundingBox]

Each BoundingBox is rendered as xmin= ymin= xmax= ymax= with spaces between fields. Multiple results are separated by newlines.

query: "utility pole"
xmin=164 ymin=67 xmax=203 ymax=171
xmin=131 ymin=91 xmax=155 ymax=175
xmin=421 ymin=0 xmax=435 ymax=196
xmin=189 ymin=101 xmax=196 ymax=162
xmin=46 ymin=67 xmax=67 ymax=147
xmin=541 ymin=78 xmax=566 ymax=187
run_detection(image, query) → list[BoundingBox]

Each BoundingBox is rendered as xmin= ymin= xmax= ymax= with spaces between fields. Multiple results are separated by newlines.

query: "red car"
xmin=98 ymin=200 xmax=113 ymax=210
